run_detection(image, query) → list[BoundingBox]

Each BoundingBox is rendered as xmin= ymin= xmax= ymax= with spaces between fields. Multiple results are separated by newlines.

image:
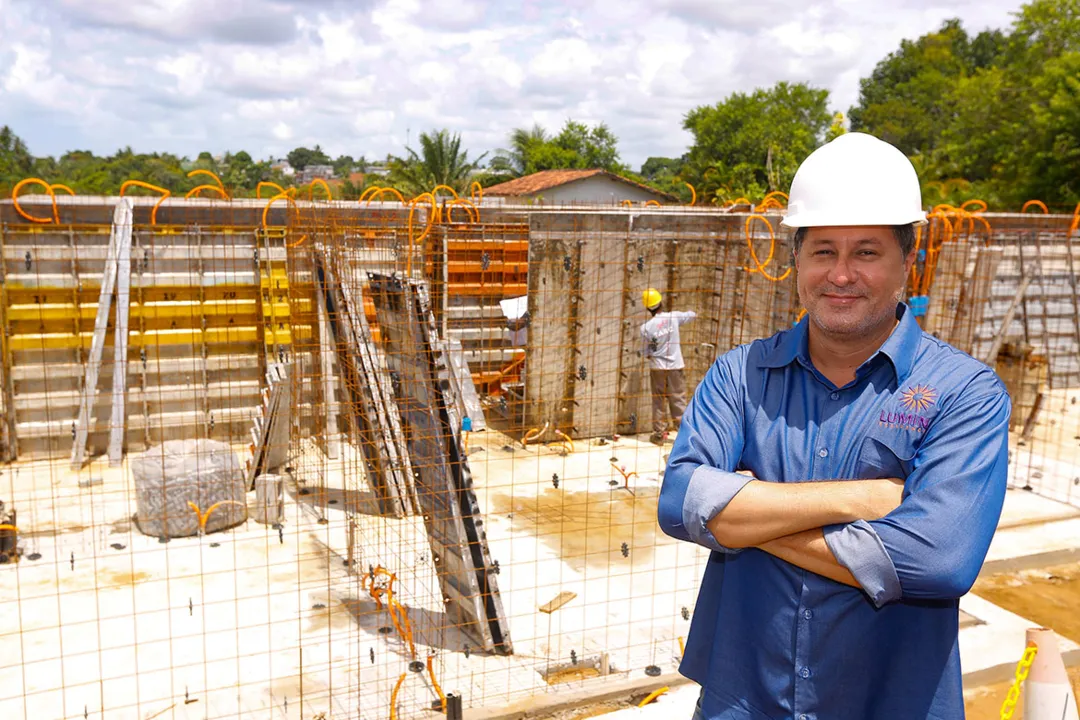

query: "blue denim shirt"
xmin=658 ymin=304 xmax=1010 ymax=719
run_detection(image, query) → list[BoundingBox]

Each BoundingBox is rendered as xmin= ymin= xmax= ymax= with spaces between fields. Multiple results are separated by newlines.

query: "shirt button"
xmin=830 ymin=392 xmax=839 ymax=400
xmin=800 ymin=667 xmax=811 ymax=679
xmin=818 ymin=448 xmax=828 ymax=458
xmin=804 ymin=609 xmax=813 ymax=620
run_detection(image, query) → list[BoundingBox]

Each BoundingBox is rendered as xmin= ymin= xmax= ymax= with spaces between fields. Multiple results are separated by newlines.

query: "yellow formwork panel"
xmin=5 ymin=299 xmax=261 ymax=322
xmin=8 ymin=326 xmax=263 ymax=351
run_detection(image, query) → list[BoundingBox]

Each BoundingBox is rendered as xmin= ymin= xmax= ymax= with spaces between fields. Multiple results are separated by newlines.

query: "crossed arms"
xmin=656 ymin=347 xmax=1010 ymax=607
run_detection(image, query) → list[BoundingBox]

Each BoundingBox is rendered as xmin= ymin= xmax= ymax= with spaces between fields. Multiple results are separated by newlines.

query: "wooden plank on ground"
xmin=539 ymin=591 xmax=577 ymax=614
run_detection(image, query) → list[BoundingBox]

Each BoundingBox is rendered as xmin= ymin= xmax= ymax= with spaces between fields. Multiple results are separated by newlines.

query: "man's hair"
xmin=792 ymin=225 xmax=917 ymax=258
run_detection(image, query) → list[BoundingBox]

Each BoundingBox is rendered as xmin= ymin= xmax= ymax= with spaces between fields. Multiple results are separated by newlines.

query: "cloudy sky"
xmin=1 ymin=0 xmax=1025 ymax=170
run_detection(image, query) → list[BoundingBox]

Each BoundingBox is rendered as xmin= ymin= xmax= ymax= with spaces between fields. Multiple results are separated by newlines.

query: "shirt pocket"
xmin=856 ymin=425 xmax=918 ymax=480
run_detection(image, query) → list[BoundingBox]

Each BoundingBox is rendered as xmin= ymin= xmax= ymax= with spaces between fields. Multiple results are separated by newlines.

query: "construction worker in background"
xmin=659 ymin=133 xmax=1009 ymax=719
xmin=640 ymin=288 xmax=696 ymax=446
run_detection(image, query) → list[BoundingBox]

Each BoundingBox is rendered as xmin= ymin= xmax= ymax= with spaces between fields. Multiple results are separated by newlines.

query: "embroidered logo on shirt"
xmin=880 ymin=384 xmax=937 ymax=432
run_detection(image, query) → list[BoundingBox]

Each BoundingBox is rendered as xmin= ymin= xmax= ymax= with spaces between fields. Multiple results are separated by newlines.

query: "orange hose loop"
xmin=406 ymin=192 xmax=437 ymax=277
xmin=50 ymin=183 xmax=75 ymax=196
xmin=256 ymin=181 xmax=287 ymax=199
xmin=621 ymin=199 xmax=633 ymax=207
xmin=1021 ymin=199 xmax=1048 ymax=214
xmin=644 ymin=200 xmax=661 ymax=207
xmin=358 ymin=186 xmax=382 ymax=202
xmin=763 ymin=190 xmax=789 ymax=203
xmin=366 ymin=187 xmax=407 ymax=205
xmin=11 ymin=178 xmax=59 ymax=224
xmin=427 ymin=655 xmax=447 ymax=712
xmin=286 ymin=233 xmax=308 ymax=249
xmin=743 ymin=214 xmax=791 ymax=282
xmin=931 ymin=203 xmax=956 ymax=214
xmin=119 ymin=180 xmax=171 ymax=225
xmin=309 ymin=178 xmax=333 ymax=201
xmin=185 ymin=184 xmax=228 ymax=200
xmin=262 ymin=191 xmax=297 ymax=229
xmin=638 ymin=687 xmax=670 ymax=707
xmin=390 ymin=673 xmax=407 ymax=720
xmin=960 ymin=199 xmax=987 ymax=213
xmin=469 ymin=180 xmax=483 ymax=202
xmin=684 ymin=182 xmax=697 ymax=206
xmin=431 ymin=184 xmax=459 ymax=200
xmin=447 ymin=198 xmax=480 ymax=223
xmin=730 ymin=196 xmax=753 ymax=208
xmin=186 ymin=169 xmax=226 ymax=196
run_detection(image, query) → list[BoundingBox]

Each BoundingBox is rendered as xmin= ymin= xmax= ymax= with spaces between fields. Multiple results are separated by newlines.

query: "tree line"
xmin=1 ymin=0 xmax=1076 ymax=211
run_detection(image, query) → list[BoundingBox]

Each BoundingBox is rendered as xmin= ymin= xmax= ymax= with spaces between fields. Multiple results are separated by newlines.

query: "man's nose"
xmin=826 ymin=254 xmax=856 ymax=286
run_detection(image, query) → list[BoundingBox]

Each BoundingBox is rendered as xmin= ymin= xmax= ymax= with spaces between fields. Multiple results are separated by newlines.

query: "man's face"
xmin=795 ymin=226 xmax=915 ymax=340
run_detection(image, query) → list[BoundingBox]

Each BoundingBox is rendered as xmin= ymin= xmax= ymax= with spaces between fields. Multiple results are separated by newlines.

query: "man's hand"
xmin=707 ymin=477 xmax=906 ymax=549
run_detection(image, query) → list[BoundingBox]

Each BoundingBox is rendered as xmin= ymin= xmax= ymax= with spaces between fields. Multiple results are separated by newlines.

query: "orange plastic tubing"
xmin=744 ymin=215 xmax=791 ymax=282
xmin=119 ymin=180 xmax=171 ymax=225
xmin=684 ymin=182 xmax=696 ymax=206
xmin=431 ymin=184 xmax=459 ymax=199
xmin=262 ymin=191 xmax=297 ymax=230
xmin=427 ymin=655 xmax=447 ymax=712
xmin=187 ymin=169 xmax=226 ymax=197
xmin=309 ymin=178 xmax=333 ymax=201
xmin=366 ymin=187 xmax=407 ymax=205
xmin=358 ymin=186 xmax=382 ymax=202
xmin=446 ymin=198 xmax=479 ymax=223
xmin=731 ymin=197 xmax=753 ymax=208
xmin=50 ymin=183 xmax=75 ymax=196
xmin=256 ymin=181 xmax=287 ymax=199
xmin=185 ymin=184 xmax=228 ymax=199
xmin=621 ymin=199 xmax=633 ymax=207
xmin=960 ymin=199 xmax=987 ymax=213
xmin=470 ymin=181 xmax=483 ymax=202
xmin=390 ymin=673 xmax=407 ymax=720
xmin=406 ymin=192 xmax=437 ymax=277
xmin=1021 ymin=199 xmax=1048 ymax=214
xmin=645 ymin=200 xmax=661 ymax=207
xmin=11 ymin=178 xmax=59 ymax=224
xmin=763 ymin=190 xmax=789 ymax=204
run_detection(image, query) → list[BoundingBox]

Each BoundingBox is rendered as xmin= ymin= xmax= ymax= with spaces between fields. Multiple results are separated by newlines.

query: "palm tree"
xmin=387 ymin=129 xmax=486 ymax=196
xmin=490 ymin=124 xmax=549 ymax=177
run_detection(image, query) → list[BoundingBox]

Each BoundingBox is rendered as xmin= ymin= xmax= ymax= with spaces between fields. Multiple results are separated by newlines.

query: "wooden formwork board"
xmin=924 ymin=240 xmax=971 ymax=343
xmin=367 ymin=273 xmax=512 ymax=655
xmin=617 ymin=233 xmax=673 ymax=435
xmin=671 ymin=237 xmax=723 ymax=393
xmin=524 ymin=231 xmax=575 ymax=433
xmin=571 ymin=228 xmax=629 ymax=440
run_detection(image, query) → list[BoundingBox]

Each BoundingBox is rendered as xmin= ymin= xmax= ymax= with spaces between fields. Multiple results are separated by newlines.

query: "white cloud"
xmin=0 ymin=0 xmax=1026 ymax=169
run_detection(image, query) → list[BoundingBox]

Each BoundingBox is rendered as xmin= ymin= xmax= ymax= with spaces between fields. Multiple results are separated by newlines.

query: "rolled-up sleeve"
xmin=827 ymin=372 xmax=1010 ymax=605
xmin=658 ymin=346 xmax=749 ymax=552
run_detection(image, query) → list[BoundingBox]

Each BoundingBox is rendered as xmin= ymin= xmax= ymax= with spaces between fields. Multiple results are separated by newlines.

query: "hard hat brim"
xmin=780 ymin=210 xmax=928 ymax=229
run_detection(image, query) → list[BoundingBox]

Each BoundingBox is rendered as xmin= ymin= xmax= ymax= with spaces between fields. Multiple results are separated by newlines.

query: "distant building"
xmin=483 ymin=169 xmax=675 ymax=205
xmin=298 ymin=164 xmax=335 ymax=184
xmin=271 ymin=160 xmax=295 ymax=176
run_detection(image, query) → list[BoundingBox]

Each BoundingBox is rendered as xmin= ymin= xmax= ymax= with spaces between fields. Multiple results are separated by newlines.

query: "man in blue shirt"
xmin=658 ymin=133 xmax=1010 ymax=719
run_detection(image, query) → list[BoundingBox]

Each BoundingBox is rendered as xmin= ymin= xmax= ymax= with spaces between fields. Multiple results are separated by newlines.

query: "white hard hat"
xmin=780 ymin=132 xmax=927 ymax=229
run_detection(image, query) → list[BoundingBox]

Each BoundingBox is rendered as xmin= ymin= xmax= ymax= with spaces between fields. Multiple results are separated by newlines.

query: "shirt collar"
xmin=758 ymin=303 xmax=921 ymax=383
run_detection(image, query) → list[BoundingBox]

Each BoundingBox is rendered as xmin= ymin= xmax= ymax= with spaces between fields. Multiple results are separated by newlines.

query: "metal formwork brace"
xmin=314 ymin=273 xmax=340 ymax=460
xmin=71 ymin=198 xmax=132 ymax=470
xmin=107 ymin=201 xmax=134 ymax=466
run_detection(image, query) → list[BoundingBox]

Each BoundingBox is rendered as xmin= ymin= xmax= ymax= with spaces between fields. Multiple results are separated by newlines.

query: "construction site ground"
xmin=1 ymin=424 xmax=1078 ymax=719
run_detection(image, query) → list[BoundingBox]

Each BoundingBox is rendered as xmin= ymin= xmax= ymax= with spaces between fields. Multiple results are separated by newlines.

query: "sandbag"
xmin=131 ymin=439 xmax=247 ymax=538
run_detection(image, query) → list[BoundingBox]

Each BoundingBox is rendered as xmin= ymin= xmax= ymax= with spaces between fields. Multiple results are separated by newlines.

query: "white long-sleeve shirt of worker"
xmin=640 ymin=311 xmax=696 ymax=370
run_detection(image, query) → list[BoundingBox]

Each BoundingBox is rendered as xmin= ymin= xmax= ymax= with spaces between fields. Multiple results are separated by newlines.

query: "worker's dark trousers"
xmin=649 ymin=368 xmax=687 ymax=434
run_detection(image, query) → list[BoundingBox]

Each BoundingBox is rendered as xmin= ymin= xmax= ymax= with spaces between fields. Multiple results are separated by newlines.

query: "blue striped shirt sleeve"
xmin=826 ymin=372 xmax=1010 ymax=606
xmin=658 ymin=347 xmax=751 ymax=553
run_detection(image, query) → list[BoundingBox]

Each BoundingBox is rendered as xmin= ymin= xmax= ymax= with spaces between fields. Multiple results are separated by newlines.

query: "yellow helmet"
xmin=642 ymin=288 xmax=662 ymax=310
